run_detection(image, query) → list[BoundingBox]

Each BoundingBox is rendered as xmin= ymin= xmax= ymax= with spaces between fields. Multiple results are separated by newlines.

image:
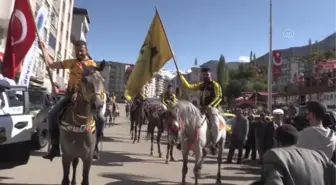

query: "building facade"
xmin=98 ymin=61 xmax=130 ymax=101
xmin=0 ymin=0 xmax=75 ymax=92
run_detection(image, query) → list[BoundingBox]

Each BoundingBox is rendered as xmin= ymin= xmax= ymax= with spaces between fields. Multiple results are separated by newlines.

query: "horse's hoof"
xmin=165 ymin=160 xmax=168 ymax=164
xmin=170 ymin=157 xmax=175 ymax=161
xmin=150 ymin=152 xmax=153 ymax=156
xmin=216 ymin=179 xmax=222 ymax=185
xmin=137 ymin=140 xmax=140 ymax=143
xmin=158 ymin=153 xmax=162 ymax=158
xmin=61 ymin=180 xmax=70 ymax=185
xmin=71 ymin=182 xmax=76 ymax=185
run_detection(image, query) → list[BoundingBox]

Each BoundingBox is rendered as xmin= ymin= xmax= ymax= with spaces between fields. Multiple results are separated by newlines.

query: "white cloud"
xmin=238 ymin=56 xmax=250 ymax=63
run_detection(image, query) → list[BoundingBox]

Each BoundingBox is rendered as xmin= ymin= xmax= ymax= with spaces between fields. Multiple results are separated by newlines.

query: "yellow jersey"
xmin=62 ymin=59 xmax=97 ymax=91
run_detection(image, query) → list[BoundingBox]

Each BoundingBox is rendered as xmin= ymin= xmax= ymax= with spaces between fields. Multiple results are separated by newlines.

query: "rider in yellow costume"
xmin=161 ymin=84 xmax=177 ymax=108
xmin=179 ymin=67 xmax=222 ymax=154
xmin=39 ymin=40 xmax=105 ymax=161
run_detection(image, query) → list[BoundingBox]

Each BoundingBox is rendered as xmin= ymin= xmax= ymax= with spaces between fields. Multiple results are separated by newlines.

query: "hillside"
xmin=255 ymin=32 xmax=336 ymax=66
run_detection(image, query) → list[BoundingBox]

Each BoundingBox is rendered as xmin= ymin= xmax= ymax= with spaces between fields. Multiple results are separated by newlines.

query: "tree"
xmin=250 ymin=51 xmax=253 ymax=62
xmin=224 ymin=79 xmax=248 ymax=98
xmin=194 ymin=58 xmax=198 ymax=66
xmin=218 ymin=54 xmax=229 ymax=101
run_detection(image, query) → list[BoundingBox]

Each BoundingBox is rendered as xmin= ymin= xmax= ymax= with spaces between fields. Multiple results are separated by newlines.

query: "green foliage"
xmin=217 ymin=54 xmax=229 ymax=101
xmin=224 ymin=61 xmax=267 ymax=99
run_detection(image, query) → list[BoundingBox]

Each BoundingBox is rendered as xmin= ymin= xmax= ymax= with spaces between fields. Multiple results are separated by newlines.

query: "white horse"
xmin=164 ymin=100 xmax=227 ymax=185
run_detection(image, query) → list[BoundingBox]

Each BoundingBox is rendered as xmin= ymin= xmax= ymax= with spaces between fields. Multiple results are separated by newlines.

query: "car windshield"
xmin=226 ymin=118 xmax=234 ymax=125
xmin=29 ymin=91 xmax=44 ymax=105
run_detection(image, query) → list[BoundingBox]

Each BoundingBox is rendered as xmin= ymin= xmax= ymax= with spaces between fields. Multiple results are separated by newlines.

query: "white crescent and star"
xmin=12 ymin=10 xmax=28 ymax=45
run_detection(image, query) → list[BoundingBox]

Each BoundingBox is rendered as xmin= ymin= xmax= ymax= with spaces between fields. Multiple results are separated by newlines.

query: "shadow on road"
xmin=101 ymin=173 xmax=177 ymax=185
xmin=203 ymin=174 xmax=259 ymax=182
xmin=0 ymin=176 xmax=13 ymax=181
xmin=0 ymin=184 xmax=58 ymax=185
xmin=92 ymin=151 xmax=163 ymax=166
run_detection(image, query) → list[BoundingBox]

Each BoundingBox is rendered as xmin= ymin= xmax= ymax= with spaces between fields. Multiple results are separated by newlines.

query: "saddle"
xmin=58 ymin=104 xmax=96 ymax=133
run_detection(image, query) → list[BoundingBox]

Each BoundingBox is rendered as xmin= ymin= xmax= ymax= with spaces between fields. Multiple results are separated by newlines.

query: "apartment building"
xmin=275 ymin=57 xmax=307 ymax=91
xmin=0 ymin=0 xmax=74 ymax=92
xmin=154 ymin=74 xmax=165 ymax=98
xmin=98 ymin=61 xmax=129 ymax=101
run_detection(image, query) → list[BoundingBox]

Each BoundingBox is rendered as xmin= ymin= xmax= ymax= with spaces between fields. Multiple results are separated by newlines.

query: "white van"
xmin=0 ymin=83 xmax=33 ymax=169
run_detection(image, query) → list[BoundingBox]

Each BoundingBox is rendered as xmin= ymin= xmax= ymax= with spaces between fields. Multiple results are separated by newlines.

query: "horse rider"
xmin=39 ymin=40 xmax=106 ymax=161
xmin=161 ymin=84 xmax=177 ymax=108
xmin=178 ymin=67 xmax=222 ymax=155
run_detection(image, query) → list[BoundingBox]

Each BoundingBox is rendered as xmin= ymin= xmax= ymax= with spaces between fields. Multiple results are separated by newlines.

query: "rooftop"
xmin=73 ymin=7 xmax=90 ymax=23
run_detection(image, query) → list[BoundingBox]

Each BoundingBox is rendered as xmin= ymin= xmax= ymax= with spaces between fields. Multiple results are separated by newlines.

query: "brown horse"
xmin=130 ymin=99 xmax=146 ymax=143
xmin=59 ymin=66 xmax=105 ymax=185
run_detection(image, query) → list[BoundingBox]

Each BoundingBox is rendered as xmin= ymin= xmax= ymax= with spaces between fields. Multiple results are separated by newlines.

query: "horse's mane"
xmin=171 ymin=100 xmax=203 ymax=128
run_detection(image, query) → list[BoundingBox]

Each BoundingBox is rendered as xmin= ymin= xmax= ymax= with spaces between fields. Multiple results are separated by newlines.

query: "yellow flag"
xmin=124 ymin=9 xmax=173 ymax=100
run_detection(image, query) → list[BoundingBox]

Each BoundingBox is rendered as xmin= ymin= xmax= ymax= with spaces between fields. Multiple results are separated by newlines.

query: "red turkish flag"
xmin=2 ymin=0 xmax=36 ymax=79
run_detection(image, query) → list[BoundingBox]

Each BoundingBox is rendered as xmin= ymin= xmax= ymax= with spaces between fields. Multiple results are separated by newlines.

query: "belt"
xmin=60 ymin=120 xmax=96 ymax=133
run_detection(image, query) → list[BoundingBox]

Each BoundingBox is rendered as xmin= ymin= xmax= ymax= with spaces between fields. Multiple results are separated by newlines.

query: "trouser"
xmin=227 ymin=137 xmax=244 ymax=163
xmin=48 ymin=93 xmax=105 ymax=143
xmin=244 ymin=139 xmax=256 ymax=160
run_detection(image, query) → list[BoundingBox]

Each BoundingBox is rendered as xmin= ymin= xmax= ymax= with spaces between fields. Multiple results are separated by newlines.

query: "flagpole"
xmin=27 ymin=1 xmax=56 ymax=94
xmin=155 ymin=7 xmax=180 ymax=73
xmin=267 ymin=0 xmax=273 ymax=111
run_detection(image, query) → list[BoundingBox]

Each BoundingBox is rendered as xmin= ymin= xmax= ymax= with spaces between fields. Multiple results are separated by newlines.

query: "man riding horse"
xmin=178 ymin=67 xmax=222 ymax=155
xmin=40 ymin=40 xmax=106 ymax=161
xmin=161 ymin=84 xmax=177 ymax=108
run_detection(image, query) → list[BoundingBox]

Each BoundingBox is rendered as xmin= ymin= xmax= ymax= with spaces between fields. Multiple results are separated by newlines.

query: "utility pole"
xmin=267 ymin=0 xmax=273 ymax=111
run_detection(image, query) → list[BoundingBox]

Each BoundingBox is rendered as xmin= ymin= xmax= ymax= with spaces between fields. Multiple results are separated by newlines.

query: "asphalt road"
xmin=0 ymin=104 xmax=260 ymax=185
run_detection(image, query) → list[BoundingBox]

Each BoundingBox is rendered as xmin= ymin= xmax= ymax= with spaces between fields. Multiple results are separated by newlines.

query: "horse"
xmin=163 ymin=100 xmax=227 ymax=185
xmin=130 ymin=99 xmax=146 ymax=144
xmin=145 ymin=103 xmax=165 ymax=158
xmin=59 ymin=66 xmax=105 ymax=185
xmin=104 ymin=102 xmax=115 ymax=127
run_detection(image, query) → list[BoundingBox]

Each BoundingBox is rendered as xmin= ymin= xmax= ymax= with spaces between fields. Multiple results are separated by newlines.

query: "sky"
xmin=75 ymin=0 xmax=336 ymax=72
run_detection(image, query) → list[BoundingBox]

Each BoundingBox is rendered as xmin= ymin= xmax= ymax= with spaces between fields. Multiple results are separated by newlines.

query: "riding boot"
xmin=42 ymin=138 xmax=60 ymax=161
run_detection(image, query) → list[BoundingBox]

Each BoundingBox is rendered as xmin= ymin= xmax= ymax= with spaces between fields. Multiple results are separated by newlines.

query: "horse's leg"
xmin=181 ymin=147 xmax=189 ymax=185
xmin=165 ymin=142 xmax=170 ymax=164
xmin=157 ymin=128 xmax=162 ymax=158
xmin=137 ymin=119 xmax=142 ymax=143
xmin=71 ymin=158 xmax=79 ymax=185
xmin=130 ymin=118 xmax=134 ymax=140
xmin=61 ymin=156 xmax=72 ymax=185
xmin=194 ymin=145 xmax=203 ymax=185
xmin=170 ymin=143 xmax=175 ymax=161
xmin=133 ymin=121 xmax=137 ymax=144
xmin=216 ymin=138 xmax=224 ymax=184
xmin=150 ymin=124 xmax=154 ymax=156
xmin=81 ymin=158 xmax=92 ymax=185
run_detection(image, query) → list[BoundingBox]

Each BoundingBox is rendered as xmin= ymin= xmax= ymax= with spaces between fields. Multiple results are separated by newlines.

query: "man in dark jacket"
xmin=263 ymin=109 xmax=284 ymax=153
xmin=226 ymin=108 xmax=249 ymax=164
xmin=256 ymin=124 xmax=336 ymax=185
xmin=244 ymin=114 xmax=257 ymax=160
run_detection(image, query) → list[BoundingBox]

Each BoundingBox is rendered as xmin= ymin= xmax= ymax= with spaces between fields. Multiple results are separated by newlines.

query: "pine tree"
xmin=218 ymin=54 xmax=229 ymax=103
xmin=250 ymin=51 xmax=253 ymax=63
xmin=194 ymin=58 xmax=198 ymax=66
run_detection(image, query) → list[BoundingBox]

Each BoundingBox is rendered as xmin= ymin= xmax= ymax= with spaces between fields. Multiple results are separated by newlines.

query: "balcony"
xmin=283 ymin=76 xmax=336 ymax=95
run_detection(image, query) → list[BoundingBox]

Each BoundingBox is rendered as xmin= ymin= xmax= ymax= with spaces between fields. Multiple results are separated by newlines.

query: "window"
xmin=62 ymin=1 xmax=66 ymax=12
xmin=66 ymin=31 xmax=69 ymax=41
xmin=35 ymin=3 xmax=40 ymax=16
xmin=48 ymin=33 xmax=56 ymax=49
xmin=60 ymin=22 xmax=64 ymax=32
xmin=58 ymin=43 xmax=62 ymax=53
xmin=6 ymin=91 xmax=24 ymax=108
xmin=29 ymin=91 xmax=44 ymax=105
xmin=43 ymin=28 xmax=48 ymax=41
xmin=0 ymin=27 xmax=5 ymax=46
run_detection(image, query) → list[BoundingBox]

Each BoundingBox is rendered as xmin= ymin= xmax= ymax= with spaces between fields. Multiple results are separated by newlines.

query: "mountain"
xmin=255 ymin=32 xmax=336 ymax=66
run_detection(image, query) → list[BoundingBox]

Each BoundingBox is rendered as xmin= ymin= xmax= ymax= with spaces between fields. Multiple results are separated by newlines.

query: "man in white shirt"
xmin=297 ymin=101 xmax=336 ymax=160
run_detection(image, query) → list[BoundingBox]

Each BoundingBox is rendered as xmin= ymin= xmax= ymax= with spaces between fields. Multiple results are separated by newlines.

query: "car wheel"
xmin=31 ymin=124 xmax=48 ymax=150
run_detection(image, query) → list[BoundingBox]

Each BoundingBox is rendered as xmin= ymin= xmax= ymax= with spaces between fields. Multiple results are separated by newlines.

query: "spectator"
xmin=257 ymin=124 xmax=336 ymax=185
xmin=255 ymin=112 xmax=268 ymax=162
xmin=262 ymin=109 xmax=284 ymax=153
xmin=297 ymin=101 xmax=336 ymax=160
xmin=226 ymin=108 xmax=249 ymax=164
xmin=244 ymin=114 xmax=257 ymax=160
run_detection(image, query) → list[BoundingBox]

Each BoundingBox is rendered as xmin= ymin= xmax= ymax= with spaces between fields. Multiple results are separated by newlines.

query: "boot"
xmin=43 ymin=139 xmax=60 ymax=161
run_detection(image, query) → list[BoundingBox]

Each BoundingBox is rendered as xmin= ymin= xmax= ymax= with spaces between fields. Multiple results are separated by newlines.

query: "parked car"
xmin=0 ymin=82 xmax=33 ymax=169
xmin=28 ymin=87 xmax=56 ymax=150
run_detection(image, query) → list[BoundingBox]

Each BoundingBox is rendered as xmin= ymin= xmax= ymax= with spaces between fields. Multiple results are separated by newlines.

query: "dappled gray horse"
xmin=59 ymin=66 xmax=105 ymax=185
xmin=130 ymin=99 xmax=146 ymax=143
xmin=164 ymin=100 xmax=227 ymax=185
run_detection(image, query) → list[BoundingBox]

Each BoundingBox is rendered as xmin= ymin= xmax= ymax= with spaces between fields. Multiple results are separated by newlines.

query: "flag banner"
xmin=18 ymin=6 xmax=48 ymax=87
xmin=2 ymin=0 xmax=36 ymax=79
xmin=272 ymin=51 xmax=283 ymax=79
xmin=124 ymin=9 xmax=173 ymax=100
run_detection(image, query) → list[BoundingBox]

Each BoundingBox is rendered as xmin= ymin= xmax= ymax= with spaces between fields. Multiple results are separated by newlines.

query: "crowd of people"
xmin=227 ymin=101 xmax=336 ymax=184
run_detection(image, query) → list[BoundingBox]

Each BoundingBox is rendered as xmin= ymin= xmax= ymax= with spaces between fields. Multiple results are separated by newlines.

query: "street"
xmin=0 ymin=104 xmax=260 ymax=185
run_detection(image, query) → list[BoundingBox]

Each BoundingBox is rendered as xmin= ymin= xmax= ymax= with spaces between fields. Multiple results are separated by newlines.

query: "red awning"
xmin=0 ymin=52 xmax=3 ymax=61
xmin=316 ymin=60 xmax=336 ymax=69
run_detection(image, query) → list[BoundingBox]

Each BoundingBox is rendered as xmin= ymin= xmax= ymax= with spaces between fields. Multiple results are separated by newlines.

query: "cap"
xmin=273 ymin=109 xmax=284 ymax=115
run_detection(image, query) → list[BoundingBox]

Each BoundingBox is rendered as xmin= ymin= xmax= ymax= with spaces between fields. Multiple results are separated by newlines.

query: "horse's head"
xmin=163 ymin=109 xmax=182 ymax=139
xmin=79 ymin=65 xmax=105 ymax=112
